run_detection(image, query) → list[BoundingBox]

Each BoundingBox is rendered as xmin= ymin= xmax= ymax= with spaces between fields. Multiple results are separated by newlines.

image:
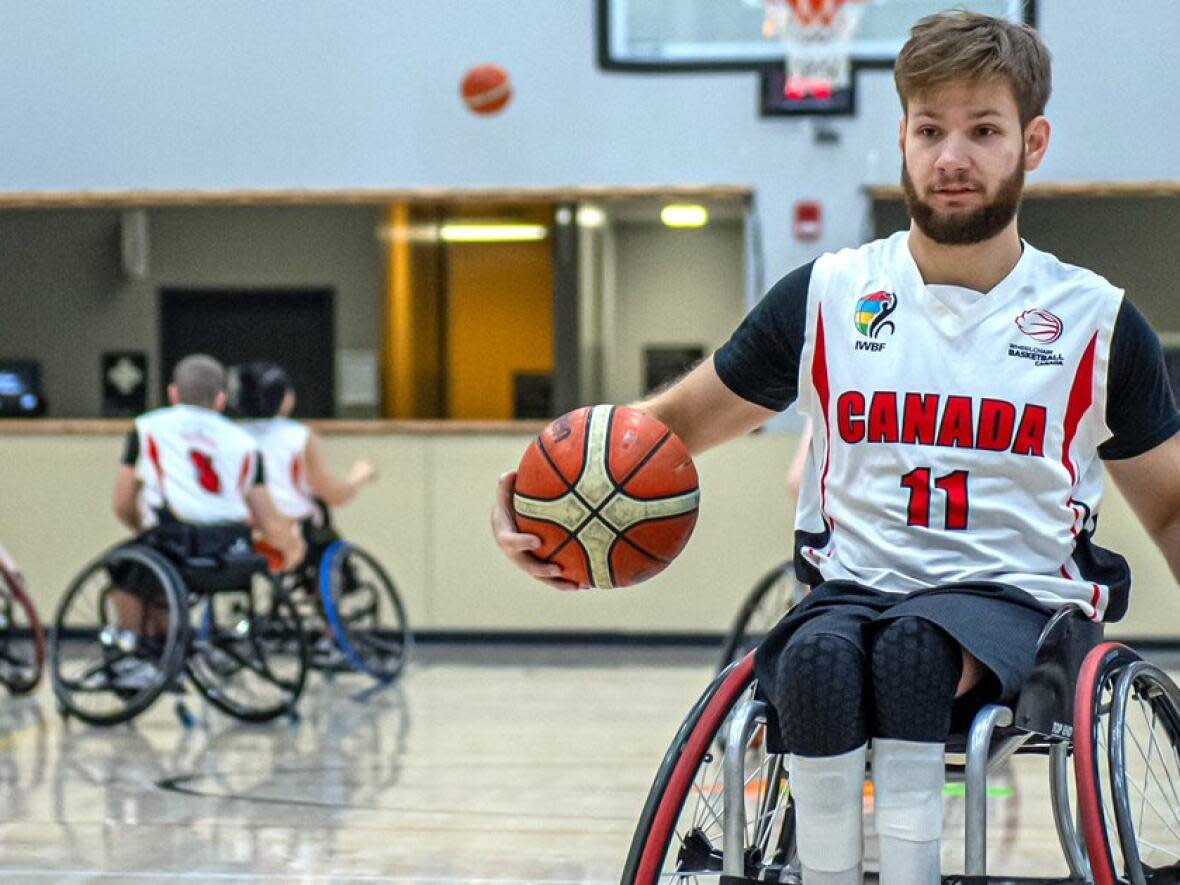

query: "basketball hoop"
xmin=763 ymin=0 xmax=866 ymax=100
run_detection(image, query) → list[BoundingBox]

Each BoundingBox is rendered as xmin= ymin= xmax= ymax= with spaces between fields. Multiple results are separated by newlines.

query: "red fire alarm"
xmin=794 ymin=201 xmax=822 ymax=241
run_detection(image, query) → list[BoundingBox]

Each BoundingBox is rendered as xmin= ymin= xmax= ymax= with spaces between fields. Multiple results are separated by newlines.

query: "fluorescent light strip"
xmin=660 ymin=204 xmax=709 ymax=228
xmin=439 ymin=223 xmax=548 ymax=243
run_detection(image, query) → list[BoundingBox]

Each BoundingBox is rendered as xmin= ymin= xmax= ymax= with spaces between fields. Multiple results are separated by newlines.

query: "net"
xmin=763 ymin=0 xmax=867 ymax=99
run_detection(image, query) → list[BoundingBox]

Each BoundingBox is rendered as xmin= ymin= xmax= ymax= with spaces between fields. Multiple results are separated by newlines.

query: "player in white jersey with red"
xmin=231 ymin=361 xmax=376 ymax=569
xmin=494 ymin=12 xmax=1180 ymax=885
xmin=112 ymin=355 xmax=305 ymax=654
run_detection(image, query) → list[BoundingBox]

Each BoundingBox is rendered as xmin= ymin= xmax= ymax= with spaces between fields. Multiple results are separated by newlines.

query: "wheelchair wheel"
xmin=1074 ymin=641 xmax=1143 ymax=885
xmin=319 ymin=542 xmax=410 ymax=682
xmin=0 ymin=562 xmax=45 ymax=695
xmin=186 ymin=576 xmax=309 ymax=722
xmin=718 ymin=560 xmax=803 ymax=673
xmin=1107 ymin=660 xmax=1180 ymax=885
xmin=622 ymin=653 xmax=798 ymax=884
xmin=50 ymin=546 xmax=188 ymax=726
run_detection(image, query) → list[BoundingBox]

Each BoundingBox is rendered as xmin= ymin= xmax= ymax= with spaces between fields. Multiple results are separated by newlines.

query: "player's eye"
xmin=917 ymin=126 xmax=939 ymax=138
xmin=976 ymin=126 xmax=999 ymax=137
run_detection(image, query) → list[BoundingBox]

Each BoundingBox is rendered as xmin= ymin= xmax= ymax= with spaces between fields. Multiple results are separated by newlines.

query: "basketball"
xmin=512 ymin=405 xmax=700 ymax=589
xmin=460 ymin=63 xmax=512 ymax=115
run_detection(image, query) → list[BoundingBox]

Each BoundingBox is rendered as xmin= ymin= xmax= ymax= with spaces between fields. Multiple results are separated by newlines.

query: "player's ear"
xmin=1023 ymin=115 xmax=1051 ymax=172
xmin=213 ymin=390 xmax=229 ymax=413
xmin=166 ymin=383 xmax=180 ymax=406
xmin=898 ymin=115 xmax=907 ymax=154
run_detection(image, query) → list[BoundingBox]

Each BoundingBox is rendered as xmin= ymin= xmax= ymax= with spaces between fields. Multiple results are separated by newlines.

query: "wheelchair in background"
xmin=624 ymin=606 xmax=1180 ymax=884
xmin=0 ymin=559 xmax=45 ymax=696
xmin=49 ymin=526 xmax=309 ymax=727
xmin=272 ymin=506 xmax=411 ymax=685
xmin=718 ymin=559 xmax=806 ymax=673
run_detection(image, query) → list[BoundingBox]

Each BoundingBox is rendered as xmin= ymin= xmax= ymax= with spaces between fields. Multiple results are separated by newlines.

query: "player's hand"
xmin=492 ymin=471 xmax=580 ymax=590
xmin=348 ymin=459 xmax=377 ymax=487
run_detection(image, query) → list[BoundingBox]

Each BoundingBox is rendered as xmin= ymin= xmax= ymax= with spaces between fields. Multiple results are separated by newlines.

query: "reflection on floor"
xmin=0 ymin=644 xmax=1174 ymax=883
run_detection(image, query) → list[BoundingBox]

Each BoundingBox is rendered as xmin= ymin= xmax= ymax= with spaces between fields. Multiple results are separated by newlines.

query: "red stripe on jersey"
xmin=1061 ymin=333 xmax=1098 ymax=484
xmin=812 ymin=306 xmax=835 ymax=530
xmin=292 ymin=455 xmax=303 ymax=489
xmin=146 ymin=434 xmax=165 ymax=490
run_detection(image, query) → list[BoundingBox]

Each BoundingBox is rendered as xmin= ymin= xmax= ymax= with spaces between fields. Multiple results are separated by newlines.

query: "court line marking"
xmin=0 ymin=873 xmax=614 ymax=884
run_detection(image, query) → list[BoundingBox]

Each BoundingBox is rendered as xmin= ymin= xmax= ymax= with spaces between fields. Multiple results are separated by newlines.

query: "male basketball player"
xmin=493 ymin=11 xmax=1180 ymax=884
xmin=231 ymin=360 xmax=376 ymax=568
xmin=111 ymin=354 xmax=304 ymax=680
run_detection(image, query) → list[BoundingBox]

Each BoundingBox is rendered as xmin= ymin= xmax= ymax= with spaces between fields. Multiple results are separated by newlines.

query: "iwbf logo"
xmin=854 ymin=291 xmax=897 ymax=352
xmin=1016 ymin=308 xmax=1064 ymax=344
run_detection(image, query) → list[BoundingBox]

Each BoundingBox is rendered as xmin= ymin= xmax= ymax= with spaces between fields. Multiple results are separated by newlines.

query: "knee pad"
xmin=871 ymin=617 xmax=962 ymax=742
xmin=774 ymin=632 xmax=868 ymax=756
xmin=872 ymin=738 xmax=946 ymax=843
xmin=789 ymin=744 xmax=867 ymax=873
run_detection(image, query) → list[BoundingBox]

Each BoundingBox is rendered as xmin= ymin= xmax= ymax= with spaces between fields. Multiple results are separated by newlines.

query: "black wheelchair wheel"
xmin=718 ymin=560 xmax=803 ymax=673
xmin=185 ymin=576 xmax=309 ymax=722
xmin=1075 ymin=641 xmax=1143 ymax=885
xmin=319 ymin=542 xmax=410 ymax=683
xmin=1107 ymin=660 xmax=1180 ymax=885
xmin=622 ymin=653 xmax=797 ymax=884
xmin=0 ymin=563 xmax=45 ymax=696
xmin=50 ymin=546 xmax=188 ymax=726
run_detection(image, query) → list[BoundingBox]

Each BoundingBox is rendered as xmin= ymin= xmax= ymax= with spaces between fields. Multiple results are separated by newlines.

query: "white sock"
xmin=789 ymin=744 xmax=866 ymax=885
xmin=872 ymin=738 xmax=945 ymax=885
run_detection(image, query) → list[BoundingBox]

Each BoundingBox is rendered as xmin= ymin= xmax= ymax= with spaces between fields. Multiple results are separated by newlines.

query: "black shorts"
xmin=753 ymin=580 xmax=1053 ymax=740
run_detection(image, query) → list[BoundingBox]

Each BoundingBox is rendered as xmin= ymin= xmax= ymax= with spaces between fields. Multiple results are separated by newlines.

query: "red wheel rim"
xmin=636 ymin=651 xmax=758 ymax=883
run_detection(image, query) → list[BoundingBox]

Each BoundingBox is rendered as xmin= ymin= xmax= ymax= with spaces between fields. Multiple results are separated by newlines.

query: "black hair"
xmin=232 ymin=361 xmax=293 ymax=419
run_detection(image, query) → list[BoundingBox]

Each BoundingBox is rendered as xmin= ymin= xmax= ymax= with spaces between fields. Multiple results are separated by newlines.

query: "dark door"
xmin=160 ymin=288 xmax=335 ymax=417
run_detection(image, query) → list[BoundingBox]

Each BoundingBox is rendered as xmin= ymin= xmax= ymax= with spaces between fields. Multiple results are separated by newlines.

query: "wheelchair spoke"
xmin=1133 ymin=693 xmax=1180 ymax=820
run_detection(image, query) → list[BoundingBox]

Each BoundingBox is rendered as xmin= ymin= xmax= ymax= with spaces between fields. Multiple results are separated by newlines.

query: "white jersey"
xmin=790 ymin=233 xmax=1124 ymax=619
xmin=133 ymin=405 xmax=259 ymax=524
xmin=239 ymin=417 xmax=316 ymax=521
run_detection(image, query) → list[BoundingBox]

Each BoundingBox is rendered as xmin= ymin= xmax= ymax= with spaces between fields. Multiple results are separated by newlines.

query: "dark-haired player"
xmin=233 ymin=361 xmax=376 ymax=569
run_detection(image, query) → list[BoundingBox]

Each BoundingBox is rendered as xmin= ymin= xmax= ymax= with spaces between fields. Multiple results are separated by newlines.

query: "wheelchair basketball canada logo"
xmin=1015 ymin=308 xmax=1064 ymax=344
xmin=854 ymin=291 xmax=897 ymax=352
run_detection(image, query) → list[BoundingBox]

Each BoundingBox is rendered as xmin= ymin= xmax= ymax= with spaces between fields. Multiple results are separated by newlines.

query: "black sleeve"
xmin=1098 ymin=299 xmax=1180 ymax=460
xmin=121 ymin=429 xmax=139 ymax=466
xmin=252 ymin=452 xmax=266 ymax=486
xmin=713 ymin=260 xmax=814 ymax=412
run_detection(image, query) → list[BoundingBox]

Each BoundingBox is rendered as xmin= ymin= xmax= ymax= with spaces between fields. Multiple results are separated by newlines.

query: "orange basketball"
xmin=461 ymin=63 xmax=512 ymax=115
xmin=512 ymin=405 xmax=700 ymax=589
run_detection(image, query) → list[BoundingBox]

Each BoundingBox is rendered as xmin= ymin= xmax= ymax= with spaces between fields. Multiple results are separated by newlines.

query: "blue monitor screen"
xmin=0 ymin=362 xmax=44 ymax=416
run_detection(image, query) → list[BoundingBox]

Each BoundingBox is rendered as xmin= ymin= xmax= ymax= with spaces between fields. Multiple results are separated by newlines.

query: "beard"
xmin=902 ymin=155 xmax=1024 ymax=245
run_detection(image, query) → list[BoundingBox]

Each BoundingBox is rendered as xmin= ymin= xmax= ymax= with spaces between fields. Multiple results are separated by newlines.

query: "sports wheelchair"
xmin=0 ymin=559 xmax=45 ymax=696
xmin=271 ymin=513 xmax=411 ymax=684
xmin=49 ymin=527 xmax=309 ymax=727
xmin=623 ymin=606 xmax=1180 ymax=885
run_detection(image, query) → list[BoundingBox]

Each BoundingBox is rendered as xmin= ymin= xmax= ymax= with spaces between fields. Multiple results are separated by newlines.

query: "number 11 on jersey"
xmin=900 ymin=468 xmax=969 ymax=530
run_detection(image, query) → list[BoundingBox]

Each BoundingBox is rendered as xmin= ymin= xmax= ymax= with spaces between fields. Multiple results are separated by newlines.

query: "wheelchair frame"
xmin=50 ymin=543 xmax=310 ymax=727
xmin=623 ymin=606 xmax=1180 ymax=884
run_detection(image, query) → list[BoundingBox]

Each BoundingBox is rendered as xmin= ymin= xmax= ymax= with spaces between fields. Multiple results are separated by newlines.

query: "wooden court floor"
xmin=0 ymin=644 xmax=1175 ymax=884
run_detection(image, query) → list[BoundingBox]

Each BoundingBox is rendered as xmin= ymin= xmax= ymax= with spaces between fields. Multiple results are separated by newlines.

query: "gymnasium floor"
xmin=0 ymin=644 xmax=1176 ymax=884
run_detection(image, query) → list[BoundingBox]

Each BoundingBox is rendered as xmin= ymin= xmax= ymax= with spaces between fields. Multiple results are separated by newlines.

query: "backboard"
xmin=598 ymin=0 xmax=1035 ymax=71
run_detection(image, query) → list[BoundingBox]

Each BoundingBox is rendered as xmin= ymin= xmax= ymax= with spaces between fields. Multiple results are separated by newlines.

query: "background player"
xmin=111 ymin=354 xmax=304 ymax=677
xmin=493 ymin=12 xmax=1180 ymax=884
xmin=232 ymin=360 xmax=377 ymax=570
